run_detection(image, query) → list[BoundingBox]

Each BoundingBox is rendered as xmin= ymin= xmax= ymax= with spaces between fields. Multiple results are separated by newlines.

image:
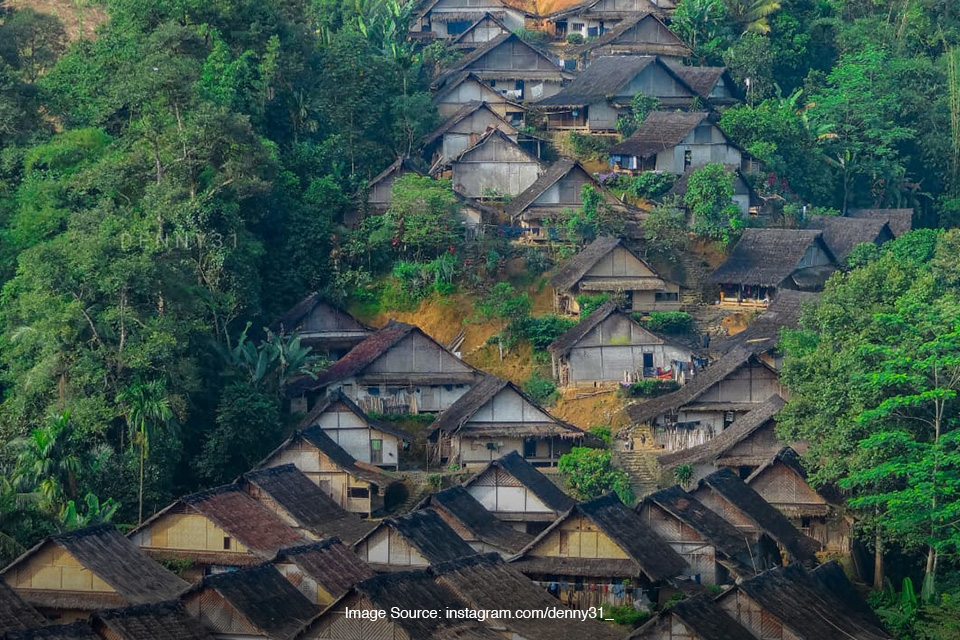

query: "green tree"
xmin=616 ymin=94 xmax=661 ymax=137
xmin=10 ymin=412 xmax=82 ymax=515
xmin=670 ymin=0 xmax=731 ymax=64
xmin=558 ymin=447 xmax=634 ymax=505
xmin=640 ymin=198 xmax=688 ymax=261
xmin=684 ymin=164 xmax=743 ymax=241
xmin=722 ymin=33 xmax=776 ymax=104
xmin=723 ymin=0 xmax=781 ymax=35
xmin=382 ymin=174 xmax=462 ymax=260
xmin=116 ymin=380 xmax=174 ymax=524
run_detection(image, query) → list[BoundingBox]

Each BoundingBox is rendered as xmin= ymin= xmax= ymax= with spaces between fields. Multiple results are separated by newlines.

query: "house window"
xmin=801 ymin=516 xmax=812 ymax=529
xmin=693 ymin=124 xmax=712 ymax=144
xmin=489 ymin=79 xmax=496 ymax=87
xmin=367 ymin=386 xmax=380 ymax=396
xmin=446 ymin=20 xmax=472 ymax=35
xmin=587 ymin=26 xmax=598 ymax=38
xmin=371 ymin=439 xmax=383 ymax=464
xmin=223 ymin=536 xmax=231 ymax=550
xmin=684 ymin=150 xmax=693 ymax=169
xmin=571 ymin=22 xmax=584 ymax=32
xmin=655 ymin=292 xmax=679 ymax=302
xmin=348 ymin=487 xmax=370 ymax=499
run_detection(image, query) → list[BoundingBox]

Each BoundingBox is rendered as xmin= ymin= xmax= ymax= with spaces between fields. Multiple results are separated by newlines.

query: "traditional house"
xmin=562 ymin=14 xmax=692 ymax=68
xmin=129 ymin=485 xmax=305 ymax=578
xmin=271 ymin=539 xmax=376 ymax=607
xmin=510 ymin=493 xmax=688 ymax=609
xmin=432 ymin=71 xmax=526 ymax=123
xmin=352 ymin=509 xmax=477 ymax=571
xmin=708 ymin=229 xmax=837 ymax=307
xmin=411 ymin=0 xmax=528 ymax=39
xmin=504 ymin=158 xmax=633 ymax=239
xmin=4 ymin=622 xmax=100 ymax=640
xmin=423 ymin=101 xmax=520 ymax=168
xmin=238 ymin=465 xmax=374 ymax=544
xmin=627 ymin=347 xmax=786 ymax=450
xmin=256 ymin=426 xmax=405 ymax=517
xmin=181 ymin=563 xmax=319 ymax=640
xmin=91 ymin=601 xmax=214 ymax=640
xmin=711 ymin=290 xmax=819 ymax=368
xmin=747 ymin=448 xmax=850 ymax=553
xmin=271 ymin=294 xmax=371 ymax=359
xmin=656 ymin=394 xmax=787 ymax=485
xmin=428 ymin=375 xmax=593 ymax=469
xmin=1 ymin=525 xmax=187 ymax=623
xmin=414 ymin=487 xmax=533 ymax=556
xmin=716 ymin=563 xmax=891 ymax=640
xmin=0 ymin=578 xmax=45 ymax=635
xmin=449 ymin=12 xmax=512 ymax=50
xmin=608 ymin=111 xmax=742 ymax=173
xmin=691 ymin=468 xmax=821 ymax=567
xmin=462 ymin=451 xmax=577 ymax=534
xmin=450 ymin=128 xmax=544 ymax=199
xmin=666 ymin=165 xmax=755 ymax=217
xmin=366 ymin=156 xmax=423 ymax=212
xmin=628 ymin=592 xmax=758 ymax=640
xmin=286 ymin=320 xmax=483 ymax=415
xmin=806 ymin=214 xmax=895 ymax=264
xmin=848 ymin=208 xmax=914 ymax=237
xmin=296 ymin=391 xmax=411 ymax=470
xmin=546 ymin=0 xmax=666 ymax=41
xmin=666 ymin=64 xmax=740 ymax=106
xmin=638 ymin=486 xmax=760 ymax=586
xmin=435 ymin=33 xmax=572 ymax=101
xmin=550 ymin=236 xmax=682 ymax=314
xmin=548 ymin=301 xmax=697 ymax=387
xmin=537 ymin=56 xmax=700 ymax=131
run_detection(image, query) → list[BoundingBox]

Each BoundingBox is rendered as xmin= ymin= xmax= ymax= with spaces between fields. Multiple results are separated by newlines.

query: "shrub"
xmin=569 ymin=132 xmax=610 ymax=160
xmin=558 ymin=447 xmax=634 ymax=505
xmin=674 ymin=464 xmax=693 ymax=486
xmin=523 ymin=372 xmax=558 ymax=405
xmin=566 ymin=33 xmax=584 ymax=45
xmin=642 ymin=311 xmax=694 ymax=334
xmin=576 ymin=293 xmax=610 ymax=316
xmin=603 ymin=604 xmax=650 ymax=627
xmin=510 ymin=314 xmax=576 ymax=351
xmin=524 ymin=247 xmax=552 ymax=275
xmin=589 ymin=425 xmax=613 ymax=445
xmin=627 ymin=171 xmax=676 ymax=199
xmin=620 ymin=379 xmax=680 ymax=398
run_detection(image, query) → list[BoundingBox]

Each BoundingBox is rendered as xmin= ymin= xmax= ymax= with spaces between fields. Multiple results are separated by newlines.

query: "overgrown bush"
xmin=510 ymin=314 xmax=577 ymax=350
xmin=524 ymin=247 xmax=552 ymax=275
xmin=602 ymin=604 xmax=650 ymax=627
xmin=566 ymin=33 xmax=584 ymax=45
xmin=620 ymin=379 xmax=680 ymax=397
xmin=589 ymin=425 xmax=613 ymax=445
xmin=558 ymin=447 xmax=634 ymax=505
xmin=576 ymin=293 xmax=610 ymax=316
xmin=627 ymin=171 xmax=676 ymax=199
xmin=569 ymin=132 xmax=610 ymax=160
xmin=642 ymin=311 xmax=694 ymax=334
xmin=523 ymin=372 xmax=558 ymax=405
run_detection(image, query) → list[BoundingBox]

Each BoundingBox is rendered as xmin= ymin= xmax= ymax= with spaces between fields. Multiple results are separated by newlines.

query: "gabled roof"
xmin=667 ymin=165 xmax=753 ymax=201
xmin=4 ymin=623 xmax=100 ymax=640
xmin=697 ymin=468 xmax=820 ymax=566
xmin=92 ymin=601 xmax=214 ymax=640
xmin=432 ymin=71 xmax=514 ymax=106
xmin=746 ymin=446 xmax=806 ymax=486
xmin=811 ymin=561 xmax=891 ymax=635
xmin=415 ymin=487 xmax=533 ymax=553
xmin=708 ymin=228 xmax=837 ymax=287
xmin=0 ymin=579 xmax=44 ymax=634
xmin=547 ymin=300 xmax=687 ymax=357
xmin=368 ymin=156 xmax=424 ymax=189
xmin=608 ymin=111 xmax=713 ymax=158
xmin=185 ymin=564 xmax=318 ymax=640
xmin=547 ymin=0 xmax=662 ymax=18
xmin=514 ymin=493 xmax=688 ymax=581
xmin=463 ymin=451 xmax=577 ymax=513
xmin=569 ymin=13 xmax=692 ymax=59
xmin=2 ymin=525 xmax=187 ymax=606
xmin=417 ymin=0 xmax=531 ymax=19
xmin=240 ymin=464 xmax=375 ymax=544
xmin=806 ymin=215 xmax=893 ymax=263
xmin=270 ymin=292 xmax=371 ymax=336
xmin=423 ymin=101 xmax=518 ymax=147
xmin=848 ymin=208 xmax=914 ymax=237
xmin=503 ymin=158 xmax=624 ymax=221
xmin=354 ymin=509 xmax=478 ymax=565
xmin=667 ymin=64 xmax=738 ymax=103
xmin=450 ymin=12 xmax=511 ymax=47
xmin=550 ymin=235 xmax=666 ymax=292
xmin=745 ymin=447 xmax=834 ymax=513
xmin=436 ymin=32 xmax=565 ymax=87
xmin=297 ymin=390 xmax=413 ymax=442
xmin=536 ymin=56 xmax=660 ymax=108
xmin=272 ymin=539 xmax=376 ymax=601
xmin=427 ymin=375 xmax=588 ymax=440
xmin=629 ymin=593 xmax=758 ymax=640
xmin=453 ymin=126 xmax=541 ymax=164
xmin=640 ymin=486 xmax=758 ymax=576
xmin=712 ymin=290 xmax=819 ymax=355
xmin=657 ymin=394 xmax=786 ymax=470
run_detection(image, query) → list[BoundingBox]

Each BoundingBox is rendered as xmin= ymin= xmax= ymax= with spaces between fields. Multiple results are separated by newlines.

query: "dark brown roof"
xmin=271 ymin=292 xmax=371 ymax=335
xmin=641 ymin=486 xmax=758 ymax=576
xmin=435 ymin=32 xmax=564 ymax=88
xmin=0 ymin=579 xmax=43 ymax=634
xmin=4 ymin=623 xmax=99 ymax=640
xmin=811 ymin=561 xmax=890 ymax=634
xmin=187 ymin=563 xmax=319 ymax=640
xmin=630 ymin=593 xmax=758 ymax=640
xmin=272 ymin=539 xmax=375 ymax=600
xmin=515 ymin=493 xmax=688 ymax=581
xmin=657 ymin=394 xmax=786 ymax=469
xmin=463 ymin=451 xmax=576 ymax=513
xmin=550 ymin=235 xmax=666 ymax=292
xmin=806 ymin=215 xmax=893 ymax=263
xmin=297 ymin=390 xmax=413 ymax=441
xmin=536 ymin=56 xmax=657 ymax=107
xmin=2 ymin=525 xmax=187 ymax=606
xmin=668 ymin=65 xmax=737 ymax=102
xmin=240 ymin=464 xmax=375 ymax=544
xmin=547 ymin=300 xmax=686 ymax=357
xmin=608 ymin=111 xmax=710 ymax=158
xmin=698 ymin=469 xmax=820 ymax=566
xmin=708 ymin=229 xmax=836 ymax=287
xmin=294 ymin=426 xmax=399 ymax=487
xmin=569 ymin=14 xmax=691 ymax=58
xmin=423 ymin=101 xmax=516 ymax=146
xmin=356 ymin=510 xmax=478 ymax=564
xmin=368 ymin=156 xmax=424 ymax=188
xmin=453 ymin=126 xmax=540 ymax=164
xmin=428 ymin=375 xmax=587 ymax=440
xmin=547 ymin=0 xmax=662 ymax=18
xmin=416 ymin=487 xmax=533 ymax=553
xmin=450 ymin=12 xmax=511 ymax=46
xmin=848 ymin=208 xmax=914 ymax=237
xmin=505 ymin=158 xmax=578 ymax=215
xmin=712 ymin=290 xmax=819 ymax=356
xmin=92 ymin=601 xmax=214 ymax=640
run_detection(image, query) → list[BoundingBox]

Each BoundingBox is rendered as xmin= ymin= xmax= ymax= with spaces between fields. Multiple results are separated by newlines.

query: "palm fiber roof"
xmin=536 ymin=56 xmax=657 ymax=107
xmin=356 ymin=509 xmax=478 ymax=564
xmin=416 ymin=486 xmax=533 ymax=553
xmin=707 ymin=229 xmax=836 ymax=287
xmin=848 ymin=208 xmax=913 ymax=237
xmin=4 ymin=623 xmax=100 ymax=640
xmin=0 ymin=579 xmax=44 ymax=634
xmin=463 ymin=451 xmax=576 ymax=513
xmin=272 ymin=539 xmax=376 ymax=601
xmin=806 ymin=215 xmax=893 ymax=263
xmin=629 ymin=592 xmax=759 ymax=640
xmin=711 ymin=290 xmax=819 ymax=356
xmin=92 ymin=601 xmax=214 ymax=640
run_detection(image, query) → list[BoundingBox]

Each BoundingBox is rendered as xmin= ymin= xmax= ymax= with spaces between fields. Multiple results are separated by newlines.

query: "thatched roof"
xmin=368 ymin=156 xmax=424 ymax=189
xmin=629 ymin=593 xmax=758 ymax=640
xmin=450 ymin=12 xmax=511 ymax=47
xmin=423 ymin=101 xmax=517 ymax=146
xmin=697 ymin=468 xmax=820 ymax=566
xmin=185 ymin=564 xmax=318 ymax=640
xmin=4 ymin=623 xmax=100 ymax=640
xmin=848 ymin=208 xmax=913 ymax=237
xmin=0 ymin=579 xmax=43 ymax=634
xmin=463 ymin=451 xmax=576 ymax=513
xmin=297 ymin=390 xmax=413 ymax=441
xmin=547 ymin=0 xmax=662 ymax=18
xmin=712 ymin=290 xmax=819 ymax=356
xmin=270 ymin=292 xmax=371 ymax=336
xmin=607 ymin=111 xmax=711 ymax=158
xmin=657 ymin=395 xmax=786 ymax=470
xmin=270 ymin=426 xmax=398 ymax=488
xmin=415 ymin=487 xmax=533 ymax=553
xmin=2 ymin=525 xmax=187 ymax=608
xmin=505 ymin=158 xmax=579 ymax=214
xmin=568 ymin=14 xmax=691 ymax=59
xmin=513 ymin=493 xmax=688 ymax=581
xmin=745 ymin=447 xmax=832 ymax=517
xmin=550 ymin=235 xmax=667 ymax=292
xmin=811 ymin=561 xmax=891 ymax=635
xmin=806 ymin=215 xmax=894 ymax=263
xmin=272 ymin=539 xmax=375 ymax=601
xmin=435 ymin=33 xmax=563 ymax=88
xmin=667 ymin=65 xmax=738 ymax=103
xmin=707 ymin=229 xmax=836 ymax=287
xmin=355 ymin=509 xmax=478 ymax=565
xmin=452 ymin=126 xmax=540 ymax=164
xmin=432 ymin=71 xmax=514 ymax=106
xmin=240 ymin=464 xmax=375 ymax=544
xmin=547 ymin=300 xmax=686 ymax=357
xmin=536 ymin=56 xmax=658 ymax=107
xmin=92 ymin=601 xmax=214 ymax=640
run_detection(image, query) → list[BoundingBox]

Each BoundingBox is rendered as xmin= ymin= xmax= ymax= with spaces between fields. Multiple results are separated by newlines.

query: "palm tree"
xmin=10 ymin=412 xmax=82 ymax=514
xmin=724 ymin=0 xmax=781 ymax=34
xmin=117 ymin=380 xmax=173 ymax=524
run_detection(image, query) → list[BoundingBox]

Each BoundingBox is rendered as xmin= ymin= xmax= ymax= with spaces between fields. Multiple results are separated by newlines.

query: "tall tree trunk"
xmin=874 ymin=513 xmax=885 ymax=590
xmin=138 ymin=444 xmax=145 ymax=525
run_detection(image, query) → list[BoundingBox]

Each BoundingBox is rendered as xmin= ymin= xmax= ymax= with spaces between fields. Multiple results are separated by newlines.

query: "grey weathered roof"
xmin=550 ymin=235 xmax=664 ymax=292
xmin=450 ymin=12 xmax=511 ymax=47
xmin=368 ymin=156 xmax=423 ymax=188
xmin=272 ymin=539 xmax=375 ymax=601
xmin=293 ymin=426 xmax=398 ymax=487
xmin=356 ymin=509 xmax=478 ymax=565
xmin=187 ymin=563 xmax=318 ymax=640
xmin=547 ymin=300 xmax=685 ymax=357
xmin=707 ymin=229 xmax=836 ymax=287
xmin=92 ymin=601 xmax=214 ymax=640
xmin=712 ymin=290 xmax=819 ymax=356
xmin=608 ymin=111 xmax=711 ymax=158
xmin=641 ymin=486 xmax=758 ymax=576
xmin=515 ymin=493 xmax=688 ymax=581
xmin=698 ymin=468 xmax=820 ymax=566
xmin=547 ymin=0 xmax=662 ymax=18
xmin=0 ymin=578 xmax=44 ymax=634
xmin=657 ymin=395 xmax=786 ymax=469
xmin=536 ymin=56 xmax=657 ymax=107
xmin=240 ymin=464 xmax=375 ymax=544
xmin=271 ymin=292 xmax=371 ymax=336
xmin=423 ymin=101 xmax=517 ymax=146
xmin=452 ymin=126 xmax=540 ymax=163
xmin=806 ymin=215 xmax=893 ymax=263
xmin=4 ymin=623 xmax=100 ymax=640
xmin=504 ymin=158 xmax=580 ymax=215
xmin=416 ymin=487 xmax=533 ymax=553
xmin=629 ymin=593 xmax=758 ymax=640
xmin=848 ymin=208 xmax=913 ymax=237
xmin=463 ymin=451 xmax=576 ymax=513
xmin=436 ymin=33 xmax=563 ymax=88
xmin=667 ymin=65 xmax=737 ymax=102
xmin=297 ymin=389 xmax=414 ymax=442
xmin=569 ymin=14 xmax=691 ymax=58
